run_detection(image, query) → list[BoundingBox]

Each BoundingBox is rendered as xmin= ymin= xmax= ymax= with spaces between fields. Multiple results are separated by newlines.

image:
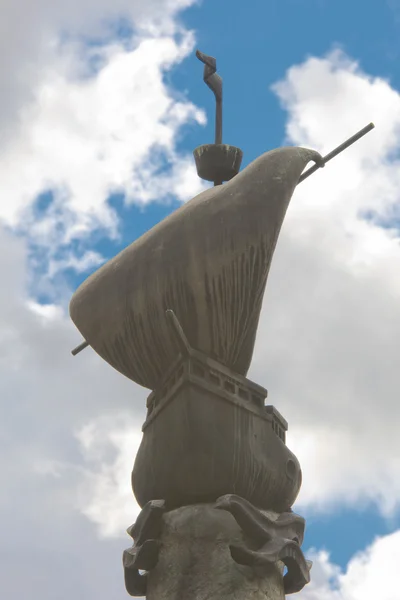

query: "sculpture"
xmin=70 ymin=50 xmax=374 ymax=599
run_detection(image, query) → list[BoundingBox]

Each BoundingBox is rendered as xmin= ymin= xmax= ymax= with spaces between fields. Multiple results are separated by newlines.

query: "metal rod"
xmin=196 ymin=49 xmax=223 ymax=186
xmin=298 ymin=122 xmax=375 ymax=184
xmin=215 ymin=97 xmax=222 ymax=146
xmin=71 ymin=311 xmax=191 ymax=358
xmin=71 ymin=340 xmax=89 ymax=356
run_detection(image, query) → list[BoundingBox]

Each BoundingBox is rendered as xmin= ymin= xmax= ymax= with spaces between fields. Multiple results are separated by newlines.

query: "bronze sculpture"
xmin=70 ymin=50 xmax=374 ymax=599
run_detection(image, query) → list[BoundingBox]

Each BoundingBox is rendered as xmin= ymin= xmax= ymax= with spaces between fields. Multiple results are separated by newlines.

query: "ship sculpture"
xmin=69 ymin=50 xmax=374 ymax=600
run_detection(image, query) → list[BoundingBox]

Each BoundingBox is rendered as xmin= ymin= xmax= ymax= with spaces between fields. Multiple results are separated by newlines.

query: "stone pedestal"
xmin=146 ymin=504 xmax=285 ymax=600
xmin=123 ymin=496 xmax=311 ymax=599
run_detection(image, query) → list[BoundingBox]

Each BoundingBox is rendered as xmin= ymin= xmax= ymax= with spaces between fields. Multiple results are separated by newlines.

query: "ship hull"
xmin=132 ymin=354 xmax=302 ymax=513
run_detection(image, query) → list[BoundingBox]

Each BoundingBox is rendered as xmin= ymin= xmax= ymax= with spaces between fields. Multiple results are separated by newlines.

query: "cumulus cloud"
xmin=299 ymin=531 xmax=400 ymax=600
xmin=2 ymin=34 xmax=205 ymax=242
xmin=249 ymin=49 xmax=400 ymax=515
xmin=0 ymin=222 xmax=146 ymax=597
xmin=0 ymin=0 xmax=195 ymax=140
xmin=76 ymin=413 xmax=142 ymax=538
xmin=0 ymin=223 xmax=142 ymax=599
xmin=0 ymin=0 xmax=206 ymax=302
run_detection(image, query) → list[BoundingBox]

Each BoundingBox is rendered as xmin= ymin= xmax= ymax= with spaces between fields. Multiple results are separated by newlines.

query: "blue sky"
xmin=2 ymin=0 xmax=400 ymax=598
xmin=34 ymin=0 xmax=400 ymax=291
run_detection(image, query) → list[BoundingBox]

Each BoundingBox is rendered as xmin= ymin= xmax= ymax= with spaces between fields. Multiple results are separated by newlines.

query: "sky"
xmin=1 ymin=0 xmax=400 ymax=598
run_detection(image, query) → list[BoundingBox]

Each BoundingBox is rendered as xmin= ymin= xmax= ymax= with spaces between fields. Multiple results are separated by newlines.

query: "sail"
xmin=69 ymin=146 xmax=322 ymax=390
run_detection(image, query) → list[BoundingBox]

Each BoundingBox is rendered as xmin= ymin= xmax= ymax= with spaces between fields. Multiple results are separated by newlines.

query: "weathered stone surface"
xmin=144 ymin=504 xmax=285 ymax=600
xmin=123 ymin=498 xmax=311 ymax=598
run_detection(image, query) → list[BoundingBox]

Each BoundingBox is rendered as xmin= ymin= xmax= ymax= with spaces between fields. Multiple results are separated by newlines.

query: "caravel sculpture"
xmin=69 ymin=50 xmax=374 ymax=600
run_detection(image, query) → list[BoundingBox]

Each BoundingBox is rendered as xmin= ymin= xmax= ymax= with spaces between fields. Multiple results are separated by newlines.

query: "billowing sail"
xmin=69 ymin=146 xmax=322 ymax=390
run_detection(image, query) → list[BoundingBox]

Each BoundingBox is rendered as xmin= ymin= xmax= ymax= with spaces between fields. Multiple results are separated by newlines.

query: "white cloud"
xmin=2 ymin=33 xmax=205 ymax=234
xmin=0 ymin=0 xmax=196 ymax=139
xmin=0 ymin=224 xmax=136 ymax=598
xmin=299 ymin=531 xmax=400 ymax=600
xmin=75 ymin=413 xmax=142 ymax=538
xmin=248 ymin=49 xmax=400 ymax=515
xmin=0 ymin=0 xmax=206 ymax=298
